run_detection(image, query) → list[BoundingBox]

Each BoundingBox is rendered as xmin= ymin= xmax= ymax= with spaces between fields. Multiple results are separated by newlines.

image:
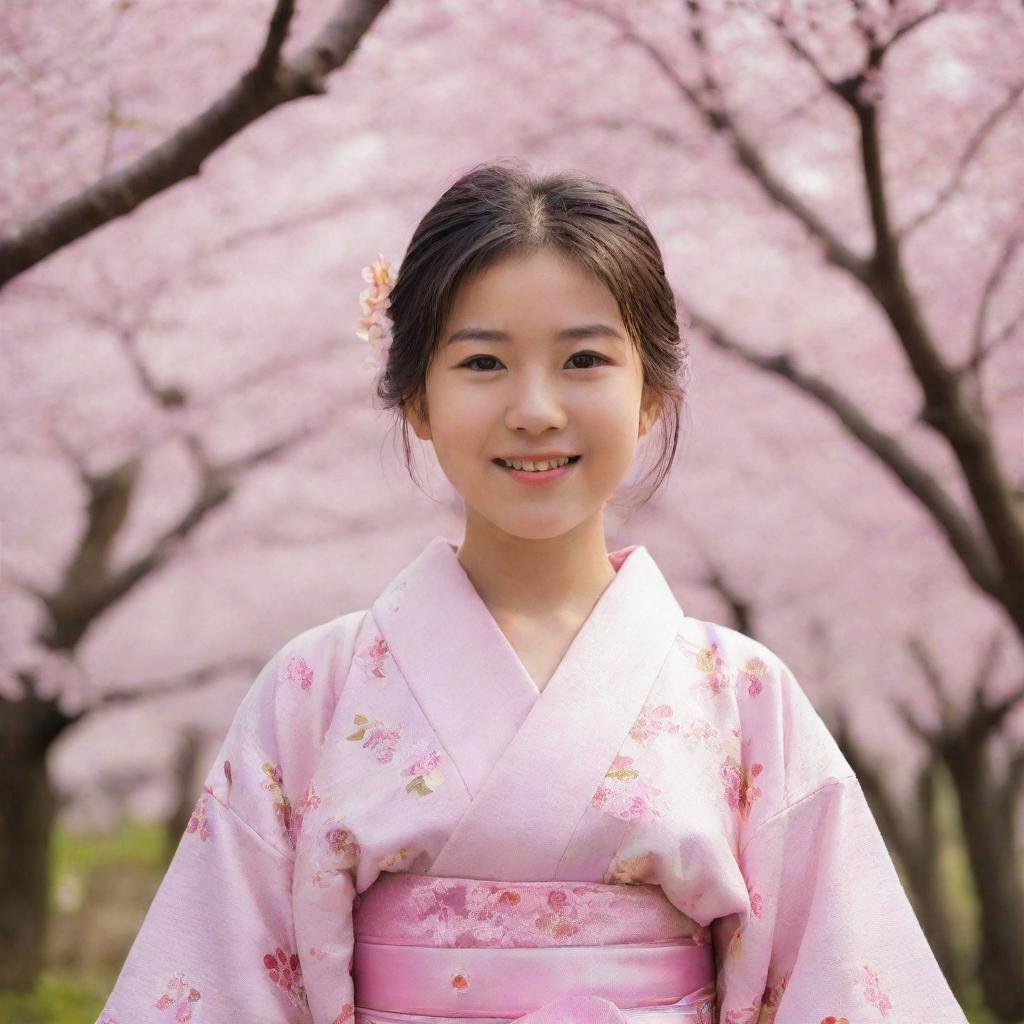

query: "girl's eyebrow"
xmin=446 ymin=323 xmax=625 ymax=345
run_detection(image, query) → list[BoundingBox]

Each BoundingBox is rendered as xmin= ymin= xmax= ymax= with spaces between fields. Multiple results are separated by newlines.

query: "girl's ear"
xmin=404 ymin=394 xmax=432 ymax=442
xmin=638 ymin=394 xmax=662 ymax=439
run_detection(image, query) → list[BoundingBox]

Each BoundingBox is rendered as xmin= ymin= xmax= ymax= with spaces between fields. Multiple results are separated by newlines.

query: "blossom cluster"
xmin=356 ymin=252 xmax=396 ymax=373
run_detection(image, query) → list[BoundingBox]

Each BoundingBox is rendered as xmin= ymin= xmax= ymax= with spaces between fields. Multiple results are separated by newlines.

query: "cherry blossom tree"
xmin=1 ymin=2 xmax=1020 ymax=1018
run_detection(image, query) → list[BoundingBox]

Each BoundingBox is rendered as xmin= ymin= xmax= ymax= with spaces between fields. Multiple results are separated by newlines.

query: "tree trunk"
xmin=0 ymin=694 xmax=60 ymax=991
xmin=949 ymin=744 xmax=1024 ymax=1022
xmin=898 ymin=771 xmax=969 ymax=999
xmin=165 ymin=729 xmax=205 ymax=868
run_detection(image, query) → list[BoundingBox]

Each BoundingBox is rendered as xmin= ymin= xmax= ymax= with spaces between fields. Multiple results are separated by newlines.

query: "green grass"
xmin=4 ymin=818 xmax=171 ymax=1024
xmin=48 ymin=816 xmax=167 ymax=909
xmin=961 ymin=981 xmax=1000 ymax=1024
xmin=0 ymin=968 xmax=119 ymax=1024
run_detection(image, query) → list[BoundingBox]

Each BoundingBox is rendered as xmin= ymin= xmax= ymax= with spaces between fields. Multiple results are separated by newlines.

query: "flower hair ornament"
xmin=356 ymin=252 xmax=397 ymax=373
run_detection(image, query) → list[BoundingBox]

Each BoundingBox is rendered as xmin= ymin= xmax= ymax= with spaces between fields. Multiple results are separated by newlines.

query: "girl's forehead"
xmin=447 ymin=252 xmax=622 ymax=324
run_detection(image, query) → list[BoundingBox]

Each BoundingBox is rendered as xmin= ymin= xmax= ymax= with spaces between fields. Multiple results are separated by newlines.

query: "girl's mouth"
xmin=492 ymin=455 xmax=581 ymax=485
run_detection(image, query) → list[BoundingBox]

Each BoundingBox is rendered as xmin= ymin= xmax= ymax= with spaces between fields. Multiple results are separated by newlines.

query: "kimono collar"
xmin=369 ymin=535 xmax=686 ymax=880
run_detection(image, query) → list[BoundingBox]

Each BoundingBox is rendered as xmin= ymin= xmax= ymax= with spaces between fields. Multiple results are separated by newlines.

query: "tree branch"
xmin=898 ymin=79 xmax=1024 ymax=241
xmin=36 ymin=400 xmax=346 ymax=652
xmin=67 ymin=655 xmax=266 ymax=726
xmin=564 ymin=0 xmax=870 ymax=281
xmin=832 ymin=702 xmax=918 ymax=864
xmin=755 ymin=4 xmax=848 ymax=100
xmin=683 ymin=299 xmax=1003 ymax=600
xmin=0 ymin=0 xmax=392 ymax=287
xmin=961 ymin=209 xmax=1024 ymax=417
xmin=851 ymin=82 xmax=1024 ymax=631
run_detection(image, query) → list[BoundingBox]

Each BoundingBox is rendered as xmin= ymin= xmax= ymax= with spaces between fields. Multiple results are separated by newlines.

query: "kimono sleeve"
xmin=95 ymin=634 xmax=329 ymax=1024
xmin=712 ymin=646 xmax=968 ymax=1024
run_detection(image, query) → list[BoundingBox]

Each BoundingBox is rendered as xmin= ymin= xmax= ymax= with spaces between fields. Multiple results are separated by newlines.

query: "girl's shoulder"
xmin=674 ymin=614 xmax=856 ymax=828
xmin=202 ymin=608 xmax=374 ymax=854
xmin=272 ymin=608 xmax=373 ymax=696
xmin=674 ymin=613 xmax=793 ymax=691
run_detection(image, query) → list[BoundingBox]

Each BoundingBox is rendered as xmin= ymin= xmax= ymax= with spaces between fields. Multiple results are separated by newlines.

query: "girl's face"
xmin=405 ymin=248 xmax=661 ymax=542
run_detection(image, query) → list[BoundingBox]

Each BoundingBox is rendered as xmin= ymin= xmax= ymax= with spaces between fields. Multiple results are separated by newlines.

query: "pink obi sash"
xmin=350 ymin=874 xmax=717 ymax=1024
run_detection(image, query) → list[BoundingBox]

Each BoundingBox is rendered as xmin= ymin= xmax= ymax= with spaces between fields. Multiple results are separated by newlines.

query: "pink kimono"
xmin=96 ymin=535 xmax=968 ymax=1024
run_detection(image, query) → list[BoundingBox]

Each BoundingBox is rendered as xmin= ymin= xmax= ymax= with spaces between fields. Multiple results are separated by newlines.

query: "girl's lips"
xmin=493 ymin=456 xmax=581 ymax=486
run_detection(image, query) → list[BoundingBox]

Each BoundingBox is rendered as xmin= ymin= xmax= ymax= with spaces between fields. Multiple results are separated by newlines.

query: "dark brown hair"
xmin=374 ymin=159 xmax=690 ymax=512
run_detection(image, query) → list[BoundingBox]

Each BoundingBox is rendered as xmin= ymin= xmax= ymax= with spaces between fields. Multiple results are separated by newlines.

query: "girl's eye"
xmin=461 ymin=355 xmax=502 ymax=371
xmin=567 ymin=352 xmax=607 ymax=370
xmin=460 ymin=352 xmax=608 ymax=371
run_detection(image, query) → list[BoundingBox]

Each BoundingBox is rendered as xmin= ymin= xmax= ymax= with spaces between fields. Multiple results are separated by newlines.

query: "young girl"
xmin=96 ymin=162 xmax=968 ymax=1024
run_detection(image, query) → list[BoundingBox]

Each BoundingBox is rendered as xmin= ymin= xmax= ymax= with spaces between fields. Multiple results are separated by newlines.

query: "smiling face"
xmin=404 ymin=248 xmax=661 ymax=544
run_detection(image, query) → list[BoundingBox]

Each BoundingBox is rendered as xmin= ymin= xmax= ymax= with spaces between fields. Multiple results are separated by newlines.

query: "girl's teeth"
xmin=504 ymin=457 xmax=570 ymax=471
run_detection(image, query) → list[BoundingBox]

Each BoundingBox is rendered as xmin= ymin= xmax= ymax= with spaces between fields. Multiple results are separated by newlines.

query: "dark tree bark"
xmin=166 ymin=729 xmax=207 ymax=869
xmin=0 ymin=680 xmax=62 ymax=991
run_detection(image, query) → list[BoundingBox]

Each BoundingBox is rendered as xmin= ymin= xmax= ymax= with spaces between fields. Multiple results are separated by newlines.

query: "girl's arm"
xmin=96 ymin=614 xmax=364 ymax=1024
xmin=711 ymin=646 xmax=969 ymax=1024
